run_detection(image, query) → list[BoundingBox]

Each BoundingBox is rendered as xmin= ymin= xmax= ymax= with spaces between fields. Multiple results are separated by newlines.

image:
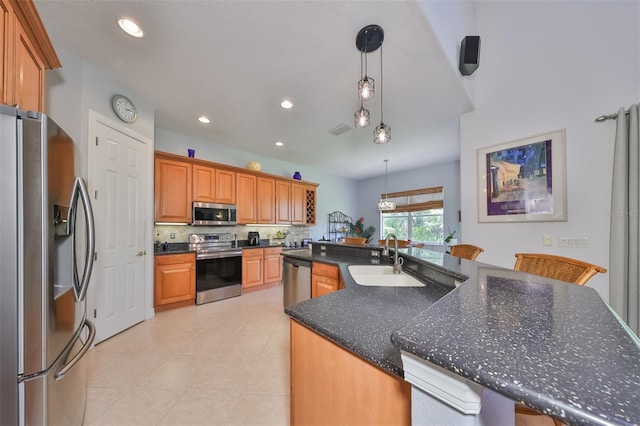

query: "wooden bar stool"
xmin=513 ymin=253 xmax=607 ymax=286
xmin=513 ymin=252 xmax=607 ymax=425
xmin=449 ymin=244 xmax=484 ymax=260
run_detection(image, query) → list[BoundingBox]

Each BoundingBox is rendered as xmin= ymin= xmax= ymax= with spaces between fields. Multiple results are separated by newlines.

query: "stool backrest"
xmin=513 ymin=253 xmax=607 ymax=285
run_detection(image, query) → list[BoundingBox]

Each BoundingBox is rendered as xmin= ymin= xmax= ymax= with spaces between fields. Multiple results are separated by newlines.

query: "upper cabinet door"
xmin=291 ymin=183 xmax=307 ymax=225
xmin=256 ymin=177 xmax=275 ymax=224
xmin=236 ymin=173 xmax=256 ymax=224
xmin=215 ymin=169 xmax=236 ymax=205
xmin=193 ymin=165 xmax=216 ymax=202
xmin=13 ymin=17 xmax=44 ymax=112
xmin=0 ymin=1 xmax=13 ymax=106
xmin=155 ymin=157 xmax=192 ymax=223
xmin=276 ymin=180 xmax=291 ymax=224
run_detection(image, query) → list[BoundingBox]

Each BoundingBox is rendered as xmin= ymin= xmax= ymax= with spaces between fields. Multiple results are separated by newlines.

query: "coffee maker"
xmin=248 ymin=231 xmax=260 ymax=246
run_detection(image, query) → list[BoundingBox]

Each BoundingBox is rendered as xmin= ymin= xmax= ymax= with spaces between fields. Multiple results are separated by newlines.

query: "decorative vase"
xmin=293 ymin=171 xmax=301 ymax=180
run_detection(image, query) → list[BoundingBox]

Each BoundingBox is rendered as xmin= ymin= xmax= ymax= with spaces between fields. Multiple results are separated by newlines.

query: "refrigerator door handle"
xmin=68 ymin=177 xmax=96 ymax=302
xmin=54 ymin=319 xmax=96 ymax=381
xmin=17 ymin=319 xmax=96 ymax=383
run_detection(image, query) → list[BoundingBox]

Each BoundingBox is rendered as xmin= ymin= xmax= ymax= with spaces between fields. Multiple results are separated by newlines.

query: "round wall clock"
xmin=111 ymin=94 xmax=138 ymax=123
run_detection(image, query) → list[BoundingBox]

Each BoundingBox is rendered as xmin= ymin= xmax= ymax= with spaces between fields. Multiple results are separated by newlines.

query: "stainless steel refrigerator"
xmin=0 ymin=105 xmax=96 ymax=425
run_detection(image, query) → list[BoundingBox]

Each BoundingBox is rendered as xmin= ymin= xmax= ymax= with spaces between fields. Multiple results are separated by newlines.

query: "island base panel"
xmin=290 ymin=319 xmax=411 ymax=425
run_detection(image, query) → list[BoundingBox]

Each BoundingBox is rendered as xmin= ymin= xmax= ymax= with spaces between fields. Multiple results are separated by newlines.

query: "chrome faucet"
xmin=384 ymin=233 xmax=403 ymax=274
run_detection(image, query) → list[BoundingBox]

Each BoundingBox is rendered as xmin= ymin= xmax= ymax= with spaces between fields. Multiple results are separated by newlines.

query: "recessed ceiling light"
xmin=274 ymin=141 xmax=284 ymax=147
xmin=117 ymin=18 xmax=144 ymax=38
xmin=198 ymin=116 xmax=210 ymax=124
xmin=280 ymin=100 xmax=293 ymax=109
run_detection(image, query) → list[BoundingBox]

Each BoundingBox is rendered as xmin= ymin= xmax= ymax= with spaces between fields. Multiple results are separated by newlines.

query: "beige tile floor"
xmin=83 ymin=283 xmax=552 ymax=426
xmin=84 ymin=285 xmax=289 ymax=426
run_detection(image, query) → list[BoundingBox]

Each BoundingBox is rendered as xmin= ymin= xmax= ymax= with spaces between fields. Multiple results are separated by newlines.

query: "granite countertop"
xmin=284 ymin=247 xmax=455 ymax=376
xmin=284 ymin=244 xmax=640 ymax=426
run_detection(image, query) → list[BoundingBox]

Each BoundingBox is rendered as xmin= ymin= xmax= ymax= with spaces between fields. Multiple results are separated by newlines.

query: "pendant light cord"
xmin=379 ymin=44 xmax=384 ymax=123
xmin=384 ymin=159 xmax=389 ymax=200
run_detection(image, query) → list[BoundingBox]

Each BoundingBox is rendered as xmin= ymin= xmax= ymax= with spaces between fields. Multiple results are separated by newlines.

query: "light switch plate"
xmin=543 ymin=235 xmax=553 ymax=246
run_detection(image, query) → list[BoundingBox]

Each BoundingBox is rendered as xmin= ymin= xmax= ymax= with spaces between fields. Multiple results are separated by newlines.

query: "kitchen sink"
xmin=347 ymin=265 xmax=425 ymax=287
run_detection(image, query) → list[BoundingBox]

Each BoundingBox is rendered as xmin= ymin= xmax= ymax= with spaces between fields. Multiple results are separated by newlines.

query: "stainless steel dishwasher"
xmin=283 ymin=256 xmax=312 ymax=307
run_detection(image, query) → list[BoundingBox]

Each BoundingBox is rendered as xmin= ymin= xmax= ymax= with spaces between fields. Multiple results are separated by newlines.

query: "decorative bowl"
xmin=247 ymin=161 xmax=261 ymax=171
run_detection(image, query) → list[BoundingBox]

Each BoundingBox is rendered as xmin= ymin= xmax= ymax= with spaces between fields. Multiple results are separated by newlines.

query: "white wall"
xmin=418 ymin=0 xmax=477 ymax=104
xmin=460 ymin=1 xmax=640 ymax=300
xmin=155 ymin=128 xmax=358 ymax=241
xmin=356 ymin=160 xmax=461 ymax=243
xmin=45 ymin=48 xmax=156 ymax=179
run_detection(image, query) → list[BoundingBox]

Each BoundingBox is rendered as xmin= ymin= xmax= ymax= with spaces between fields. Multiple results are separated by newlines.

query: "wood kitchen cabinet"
xmin=153 ymin=150 xmax=319 ymax=226
xmin=312 ymin=262 xmax=342 ymax=298
xmin=304 ymin=186 xmax=317 ymax=225
xmin=263 ymin=247 xmax=283 ymax=284
xmin=154 ymin=253 xmax=196 ymax=311
xmin=1 ymin=0 xmax=60 ymax=112
xmin=242 ymin=246 xmax=282 ymax=292
xmin=257 ymin=177 xmax=275 ymax=224
xmin=291 ymin=182 xmax=306 ymax=224
xmin=276 ymin=180 xmax=291 ymax=224
xmin=155 ymin=155 xmax=192 ymax=223
xmin=193 ymin=164 xmax=236 ymax=204
xmin=242 ymin=248 xmax=264 ymax=290
xmin=236 ymin=172 xmax=257 ymax=224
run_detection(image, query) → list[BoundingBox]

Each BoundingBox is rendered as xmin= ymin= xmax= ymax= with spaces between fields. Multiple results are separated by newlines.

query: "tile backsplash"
xmin=155 ymin=224 xmax=311 ymax=246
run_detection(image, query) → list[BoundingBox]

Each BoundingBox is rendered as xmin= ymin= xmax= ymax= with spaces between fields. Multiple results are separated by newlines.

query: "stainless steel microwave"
xmin=192 ymin=202 xmax=237 ymax=226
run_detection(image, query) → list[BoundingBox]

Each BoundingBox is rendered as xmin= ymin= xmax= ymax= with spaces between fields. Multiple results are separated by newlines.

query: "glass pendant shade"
xmin=377 ymin=199 xmax=396 ymax=211
xmin=354 ymin=106 xmax=370 ymax=128
xmin=358 ymin=76 xmax=375 ymax=101
xmin=373 ymin=122 xmax=391 ymax=144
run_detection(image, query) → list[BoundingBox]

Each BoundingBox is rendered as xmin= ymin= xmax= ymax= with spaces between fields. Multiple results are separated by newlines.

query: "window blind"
xmin=381 ymin=186 xmax=443 ymax=212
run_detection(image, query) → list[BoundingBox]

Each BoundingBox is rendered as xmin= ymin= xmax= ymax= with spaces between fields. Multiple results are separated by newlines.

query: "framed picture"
xmin=477 ymin=129 xmax=567 ymax=223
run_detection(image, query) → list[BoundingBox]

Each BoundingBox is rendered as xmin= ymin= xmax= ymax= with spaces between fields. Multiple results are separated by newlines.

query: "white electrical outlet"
xmin=559 ymin=236 xmax=589 ymax=248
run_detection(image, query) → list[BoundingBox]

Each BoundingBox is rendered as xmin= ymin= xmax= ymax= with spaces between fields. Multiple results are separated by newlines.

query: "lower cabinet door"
xmin=312 ymin=274 xmax=338 ymax=298
xmin=154 ymin=261 xmax=195 ymax=306
xmin=242 ymin=255 xmax=264 ymax=289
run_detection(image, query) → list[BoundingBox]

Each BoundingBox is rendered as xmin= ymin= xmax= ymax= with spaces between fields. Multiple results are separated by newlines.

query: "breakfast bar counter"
xmin=283 ymin=244 xmax=640 ymax=425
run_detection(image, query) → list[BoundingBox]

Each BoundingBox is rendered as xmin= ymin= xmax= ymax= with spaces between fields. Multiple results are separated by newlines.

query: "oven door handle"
xmin=196 ymin=251 xmax=242 ymax=260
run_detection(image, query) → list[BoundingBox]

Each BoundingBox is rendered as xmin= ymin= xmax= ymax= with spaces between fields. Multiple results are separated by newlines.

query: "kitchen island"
xmin=284 ymin=244 xmax=640 ymax=426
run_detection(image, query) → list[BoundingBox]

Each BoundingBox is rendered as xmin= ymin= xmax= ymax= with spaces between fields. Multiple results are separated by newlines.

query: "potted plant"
xmin=350 ymin=217 xmax=376 ymax=244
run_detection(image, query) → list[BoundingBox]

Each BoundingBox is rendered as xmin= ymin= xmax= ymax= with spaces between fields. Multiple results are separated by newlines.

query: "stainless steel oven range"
xmin=189 ymin=233 xmax=242 ymax=305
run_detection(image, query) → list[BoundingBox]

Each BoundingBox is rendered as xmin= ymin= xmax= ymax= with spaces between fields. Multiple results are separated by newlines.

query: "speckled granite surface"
xmin=284 ymin=247 xmax=455 ymax=376
xmin=284 ymin=244 xmax=640 ymax=426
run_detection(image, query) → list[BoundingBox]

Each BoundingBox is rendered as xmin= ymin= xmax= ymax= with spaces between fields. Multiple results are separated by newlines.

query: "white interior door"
xmin=88 ymin=112 xmax=150 ymax=344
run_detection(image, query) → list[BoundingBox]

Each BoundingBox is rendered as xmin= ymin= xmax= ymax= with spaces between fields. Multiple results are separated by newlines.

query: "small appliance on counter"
xmin=248 ymin=231 xmax=260 ymax=246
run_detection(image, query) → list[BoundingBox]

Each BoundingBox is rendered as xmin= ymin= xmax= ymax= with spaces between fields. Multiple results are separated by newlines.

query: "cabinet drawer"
xmin=312 ymin=262 xmax=339 ymax=279
xmin=155 ymin=253 xmax=195 ymax=266
xmin=264 ymin=247 xmax=282 ymax=256
xmin=243 ymin=248 xmax=264 ymax=258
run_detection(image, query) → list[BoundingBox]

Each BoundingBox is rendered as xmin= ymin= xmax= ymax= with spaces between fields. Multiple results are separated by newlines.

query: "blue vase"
xmin=293 ymin=171 xmax=301 ymax=180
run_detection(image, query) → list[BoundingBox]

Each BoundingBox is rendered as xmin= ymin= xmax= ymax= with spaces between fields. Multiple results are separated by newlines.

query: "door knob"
xmin=136 ymin=250 xmax=146 ymax=256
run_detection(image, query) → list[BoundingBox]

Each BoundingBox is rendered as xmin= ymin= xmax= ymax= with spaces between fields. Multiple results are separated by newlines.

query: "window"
xmin=379 ymin=186 xmax=445 ymax=244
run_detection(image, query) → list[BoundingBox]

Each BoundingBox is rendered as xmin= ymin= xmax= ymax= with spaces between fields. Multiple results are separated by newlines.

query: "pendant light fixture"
xmin=378 ymin=159 xmax=396 ymax=211
xmin=373 ymin=40 xmax=391 ymax=144
xmin=354 ymin=25 xmax=391 ymax=144
xmin=354 ymin=50 xmax=370 ymax=128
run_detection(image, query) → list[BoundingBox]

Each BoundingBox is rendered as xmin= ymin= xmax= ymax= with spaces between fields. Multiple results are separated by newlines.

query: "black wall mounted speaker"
xmin=459 ymin=35 xmax=480 ymax=76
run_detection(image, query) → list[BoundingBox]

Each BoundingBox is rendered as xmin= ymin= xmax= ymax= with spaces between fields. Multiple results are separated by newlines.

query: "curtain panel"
xmin=610 ymin=104 xmax=640 ymax=336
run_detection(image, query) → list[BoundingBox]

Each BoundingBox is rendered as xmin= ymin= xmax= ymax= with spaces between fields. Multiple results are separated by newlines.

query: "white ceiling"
xmin=35 ymin=0 xmax=473 ymax=180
